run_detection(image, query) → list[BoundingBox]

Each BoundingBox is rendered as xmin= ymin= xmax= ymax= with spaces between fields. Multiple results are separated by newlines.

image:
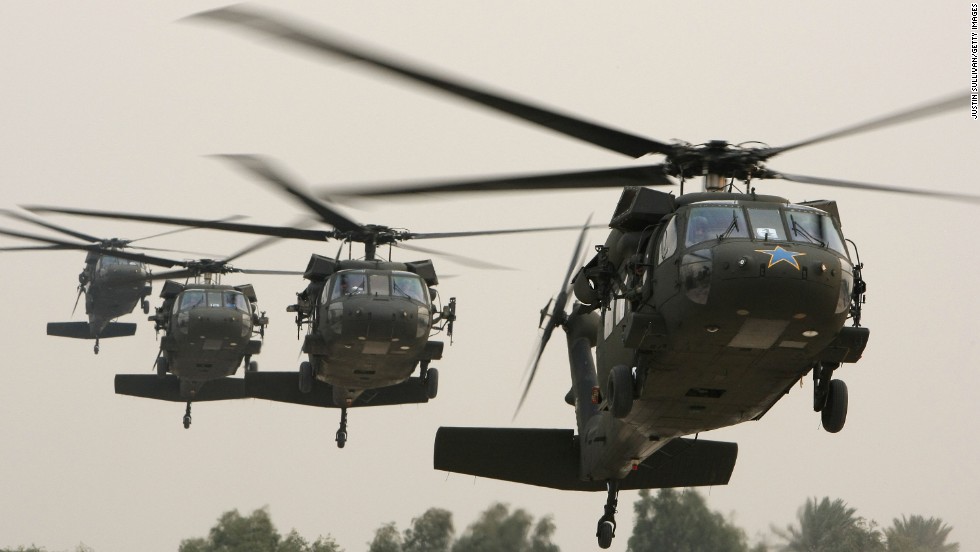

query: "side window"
xmin=657 ymin=217 xmax=678 ymax=265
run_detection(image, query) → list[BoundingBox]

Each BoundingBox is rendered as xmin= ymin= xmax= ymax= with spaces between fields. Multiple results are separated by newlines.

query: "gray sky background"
xmin=1 ymin=2 xmax=977 ymax=551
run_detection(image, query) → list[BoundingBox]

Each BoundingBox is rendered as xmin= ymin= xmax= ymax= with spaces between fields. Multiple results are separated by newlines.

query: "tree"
xmin=627 ymin=488 xmax=749 ymax=552
xmin=179 ymin=507 xmax=344 ymax=552
xmin=451 ymin=503 xmax=559 ymax=552
xmin=774 ymin=497 xmax=883 ymax=552
xmin=403 ymin=508 xmax=454 ymax=552
xmin=884 ymin=515 xmax=959 ymax=552
xmin=368 ymin=522 xmax=403 ymax=552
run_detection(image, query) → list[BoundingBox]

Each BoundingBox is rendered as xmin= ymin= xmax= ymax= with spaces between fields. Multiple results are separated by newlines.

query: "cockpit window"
xmin=685 ymin=206 xmax=749 ymax=247
xmin=98 ymin=255 xmax=141 ymax=268
xmin=785 ymin=210 xmax=848 ymax=256
xmin=392 ymin=274 xmax=427 ymax=304
xmin=177 ymin=290 xmax=249 ymax=312
xmin=746 ymin=208 xmax=787 ymax=241
xmin=330 ymin=272 xmax=368 ymax=300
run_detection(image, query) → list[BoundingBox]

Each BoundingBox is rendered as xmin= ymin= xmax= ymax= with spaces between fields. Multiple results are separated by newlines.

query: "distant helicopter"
xmin=176 ymin=6 xmax=980 ymax=548
xmin=0 ymin=209 xmax=226 ymax=354
xmin=27 ymin=154 xmax=590 ymax=447
xmin=101 ymin=243 xmax=301 ymax=429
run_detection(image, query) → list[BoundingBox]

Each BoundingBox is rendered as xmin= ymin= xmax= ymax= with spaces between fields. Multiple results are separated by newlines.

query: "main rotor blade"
xmin=0 ymin=208 xmax=103 ymax=243
xmin=0 ymin=244 xmax=80 ymax=252
xmin=394 ymin=242 xmax=513 ymax=270
xmin=764 ymin=170 xmax=980 ymax=204
xmin=127 ymin=214 xmax=247 ymax=245
xmin=408 ymin=222 xmax=606 ymax=241
xmin=237 ymin=268 xmax=305 ymax=276
xmin=0 ymin=227 xmax=181 ymax=268
xmin=515 ymin=216 xmax=592 ymax=417
xmin=189 ymin=6 xmax=673 ymax=158
xmin=763 ymin=93 xmax=968 ymax=158
xmin=24 ymin=206 xmax=335 ymax=242
xmin=213 ymin=154 xmax=364 ymax=233
xmin=323 ymin=165 xmax=673 ymax=199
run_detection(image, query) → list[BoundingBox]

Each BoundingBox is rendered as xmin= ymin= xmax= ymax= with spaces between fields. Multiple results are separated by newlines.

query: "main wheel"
xmin=607 ymin=365 xmax=634 ymax=418
xmin=597 ymin=520 xmax=615 ymax=549
xmin=821 ymin=379 xmax=848 ymax=433
xmin=425 ymin=368 xmax=439 ymax=399
xmin=336 ymin=430 xmax=347 ymax=448
xmin=247 ymin=360 xmax=259 ymax=372
xmin=142 ymin=299 xmax=150 ymax=315
xmin=299 ymin=361 xmax=313 ymax=394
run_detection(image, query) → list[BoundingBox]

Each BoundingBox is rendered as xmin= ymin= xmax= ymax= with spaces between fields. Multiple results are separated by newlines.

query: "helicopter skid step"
xmin=47 ymin=321 xmax=136 ymax=339
xmin=244 ymin=371 xmax=430 ymax=408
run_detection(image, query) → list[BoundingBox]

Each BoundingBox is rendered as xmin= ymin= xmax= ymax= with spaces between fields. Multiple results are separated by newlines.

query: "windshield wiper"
xmin=718 ymin=210 xmax=741 ymax=240
xmin=790 ymin=215 xmax=825 ymax=247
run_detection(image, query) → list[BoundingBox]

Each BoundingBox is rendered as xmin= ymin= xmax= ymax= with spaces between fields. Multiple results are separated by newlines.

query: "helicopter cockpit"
xmin=96 ymin=254 xmax=145 ymax=271
xmin=323 ymin=269 xmax=429 ymax=305
xmin=677 ymin=202 xmax=848 ymax=258
xmin=176 ymin=289 xmax=251 ymax=313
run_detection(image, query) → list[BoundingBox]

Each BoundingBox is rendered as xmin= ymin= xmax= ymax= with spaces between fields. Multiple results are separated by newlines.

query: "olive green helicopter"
xmin=0 ymin=209 xmax=232 ymax=354
xmin=27 ymin=154 xmax=594 ymax=447
xmin=165 ymin=5 xmax=980 ymax=548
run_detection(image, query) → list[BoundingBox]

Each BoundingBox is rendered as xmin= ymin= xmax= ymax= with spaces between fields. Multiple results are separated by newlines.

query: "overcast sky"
xmin=1 ymin=2 xmax=977 ymax=551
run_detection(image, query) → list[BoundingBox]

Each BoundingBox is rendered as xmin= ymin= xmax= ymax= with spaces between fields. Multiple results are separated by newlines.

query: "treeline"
xmin=1 ymin=490 xmax=959 ymax=552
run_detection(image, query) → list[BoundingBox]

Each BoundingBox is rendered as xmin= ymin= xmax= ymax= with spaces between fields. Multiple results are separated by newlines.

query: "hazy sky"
xmin=1 ymin=2 xmax=977 ymax=551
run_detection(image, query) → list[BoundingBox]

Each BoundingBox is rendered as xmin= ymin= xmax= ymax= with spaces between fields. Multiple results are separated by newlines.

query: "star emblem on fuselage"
xmin=755 ymin=245 xmax=806 ymax=270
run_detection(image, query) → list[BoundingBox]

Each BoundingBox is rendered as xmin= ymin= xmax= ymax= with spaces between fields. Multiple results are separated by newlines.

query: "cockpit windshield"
xmin=178 ymin=290 xmax=250 ymax=313
xmin=98 ymin=255 xmax=142 ymax=268
xmin=326 ymin=270 xmax=428 ymax=304
xmin=784 ymin=209 xmax=848 ymax=256
xmin=685 ymin=205 xmax=749 ymax=247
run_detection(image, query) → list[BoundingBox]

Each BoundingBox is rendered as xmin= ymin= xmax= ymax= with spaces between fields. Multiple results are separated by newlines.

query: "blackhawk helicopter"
xmin=0 ymin=209 xmax=229 ymax=354
xmin=175 ymin=6 xmax=980 ymax=548
xmin=27 ymin=154 xmax=593 ymax=447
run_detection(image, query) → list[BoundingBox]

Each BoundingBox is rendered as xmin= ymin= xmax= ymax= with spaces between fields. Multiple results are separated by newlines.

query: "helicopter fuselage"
xmin=82 ymin=253 xmax=152 ymax=334
xmin=573 ymin=189 xmax=868 ymax=482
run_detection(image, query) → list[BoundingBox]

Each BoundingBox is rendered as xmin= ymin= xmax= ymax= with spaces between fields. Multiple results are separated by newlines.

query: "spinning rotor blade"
xmin=394 ymin=242 xmax=513 ymax=270
xmin=189 ymin=6 xmax=672 ymax=158
xmin=763 ymin=170 xmax=980 ymax=204
xmin=515 ymin=216 xmax=592 ymax=417
xmin=407 ymin=222 xmax=607 ymax=240
xmin=237 ymin=268 xmax=305 ymax=276
xmin=0 ymin=227 xmax=180 ymax=268
xmin=0 ymin=244 xmax=80 ymax=252
xmin=762 ymin=93 xmax=968 ymax=158
xmin=213 ymin=154 xmax=364 ymax=233
xmin=323 ymin=165 xmax=673 ymax=199
xmin=71 ymin=287 xmax=84 ymax=317
xmin=24 ymin=206 xmax=335 ymax=242
xmin=0 ymin=208 xmax=103 ymax=243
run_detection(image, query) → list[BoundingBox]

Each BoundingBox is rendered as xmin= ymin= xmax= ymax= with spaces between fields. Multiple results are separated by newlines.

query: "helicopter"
xmin=172 ymin=6 xmax=980 ymax=548
xmin=26 ymin=154 xmax=595 ymax=447
xmin=98 ymin=240 xmax=303 ymax=429
xmin=0 ymin=209 xmax=229 ymax=354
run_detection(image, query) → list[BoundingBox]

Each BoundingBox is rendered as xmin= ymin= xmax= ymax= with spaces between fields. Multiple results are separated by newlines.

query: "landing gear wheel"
xmin=247 ymin=360 xmax=258 ymax=372
xmin=94 ymin=340 xmax=100 ymax=355
xmin=142 ymin=299 xmax=150 ymax=315
xmin=597 ymin=520 xmax=615 ymax=549
xmin=298 ymin=361 xmax=313 ymax=394
xmin=424 ymin=367 xmax=439 ymax=399
xmin=335 ymin=407 xmax=349 ymax=449
xmin=182 ymin=402 xmax=192 ymax=429
xmin=821 ymin=379 xmax=848 ymax=433
xmin=596 ymin=481 xmax=619 ymax=549
xmin=608 ymin=365 xmax=634 ymax=418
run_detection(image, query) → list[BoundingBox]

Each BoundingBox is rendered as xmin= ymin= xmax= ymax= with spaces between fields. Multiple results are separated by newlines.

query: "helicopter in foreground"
xmin=0 ymin=209 xmax=220 ymax=354
xmin=27 ymin=154 xmax=592 ymax=447
xmin=179 ymin=6 xmax=980 ymax=547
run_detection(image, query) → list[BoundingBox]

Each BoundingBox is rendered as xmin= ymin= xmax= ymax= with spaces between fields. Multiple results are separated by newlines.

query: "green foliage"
xmin=367 ymin=522 xmax=402 ymax=552
xmin=450 ymin=503 xmax=559 ymax=552
xmin=774 ymin=497 xmax=883 ymax=552
xmin=884 ymin=515 xmax=959 ymax=552
xmin=403 ymin=508 xmax=454 ymax=552
xmin=178 ymin=507 xmax=343 ymax=552
xmin=627 ymin=488 xmax=749 ymax=552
